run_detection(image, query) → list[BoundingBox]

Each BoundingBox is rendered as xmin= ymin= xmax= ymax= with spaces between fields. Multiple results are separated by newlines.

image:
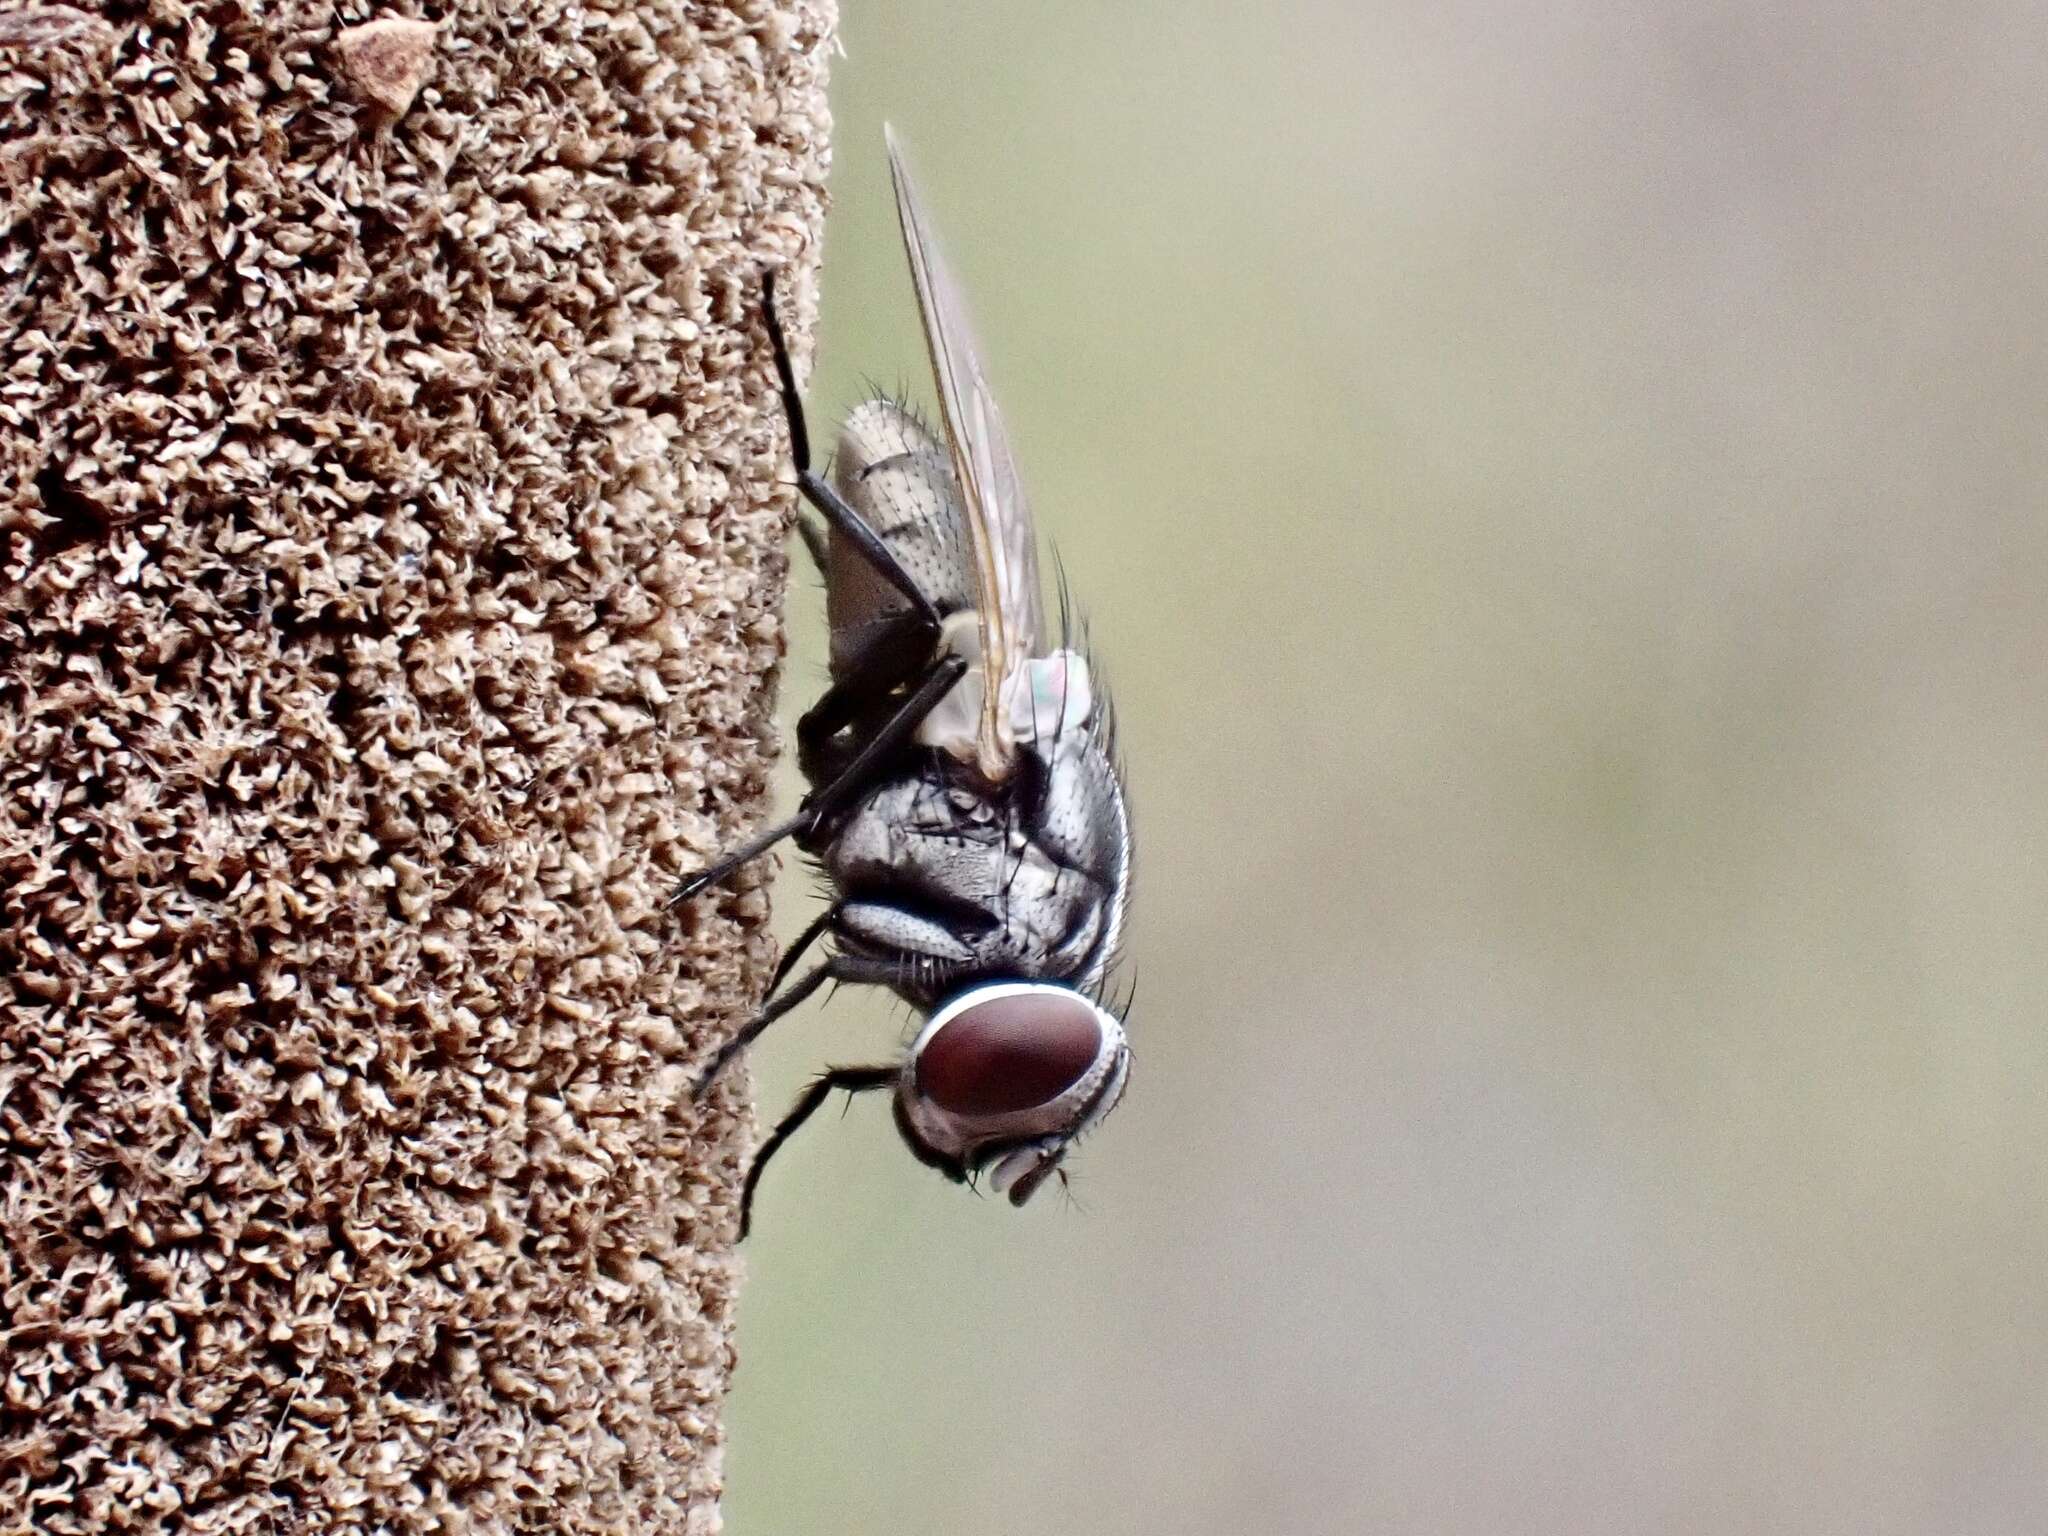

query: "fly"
xmin=680 ymin=126 xmax=1134 ymax=1238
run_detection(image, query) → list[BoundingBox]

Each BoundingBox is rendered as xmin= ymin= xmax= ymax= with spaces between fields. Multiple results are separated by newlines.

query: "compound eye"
xmin=915 ymin=988 xmax=1105 ymax=1117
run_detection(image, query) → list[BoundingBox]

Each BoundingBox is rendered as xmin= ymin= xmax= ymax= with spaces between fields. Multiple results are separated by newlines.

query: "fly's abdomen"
xmin=826 ymin=399 xmax=977 ymax=679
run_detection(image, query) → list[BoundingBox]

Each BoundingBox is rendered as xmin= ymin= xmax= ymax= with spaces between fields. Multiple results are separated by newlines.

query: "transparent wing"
xmin=886 ymin=125 xmax=1046 ymax=782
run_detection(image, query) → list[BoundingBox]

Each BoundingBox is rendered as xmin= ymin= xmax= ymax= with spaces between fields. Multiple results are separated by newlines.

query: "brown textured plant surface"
xmin=0 ymin=2 xmax=832 ymax=1530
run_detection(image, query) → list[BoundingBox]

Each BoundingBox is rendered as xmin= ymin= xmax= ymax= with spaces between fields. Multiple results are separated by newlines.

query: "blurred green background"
xmin=726 ymin=2 xmax=2048 ymax=1531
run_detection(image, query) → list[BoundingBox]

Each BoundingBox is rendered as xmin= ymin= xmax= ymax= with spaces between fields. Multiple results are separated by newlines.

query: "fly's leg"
xmin=690 ymin=962 xmax=834 ymax=1096
xmin=671 ymin=809 xmax=809 ymax=906
xmin=737 ymin=1063 xmax=898 ymax=1239
xmin=797 ymin=649 xmax=966 ymax=826
xmin=691 ymin=950 xmax=900 ymax=1099
xmin=763 ymin=268 xmax=945 ymax=636
xmin=673 ymin=274 xmax=962 ymax=906
xmin=794 ymin=609 xmax=936 ymax=784
xmin=673 ymin=647 xmax=967 ymax=903
xmin=767 ymin=901 xmax=840 ymax=995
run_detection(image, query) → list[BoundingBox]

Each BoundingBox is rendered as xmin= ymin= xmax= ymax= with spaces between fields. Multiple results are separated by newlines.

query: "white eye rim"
xmin=910 ymin=980 xmax=1116 ymax=1057
xmin=900 ymin=982 xmax=1128 ymax=1160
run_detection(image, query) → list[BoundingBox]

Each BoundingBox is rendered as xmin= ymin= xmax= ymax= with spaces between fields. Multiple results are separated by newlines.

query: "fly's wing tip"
xmin=879 ymin=121 xmax=1038 ymax=781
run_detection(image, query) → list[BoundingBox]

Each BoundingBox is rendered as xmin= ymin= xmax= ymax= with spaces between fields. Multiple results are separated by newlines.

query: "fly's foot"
xmin=673 ymin=862 xmax=731 ymax=906
xmin=691 ymin=1036 xmax=746 ymax=1102
xmin=673 ymin=806 xmax=816 ymax=907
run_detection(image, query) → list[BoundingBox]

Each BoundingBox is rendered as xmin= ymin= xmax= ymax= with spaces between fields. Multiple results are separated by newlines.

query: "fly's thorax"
xmin=823 ymin=741 xmax=1126 ymax=992
xmin=825 ymin=768 xmax=1004 ymax=916
xmin=892 ymin=981 xmax=1130 ymax=1205
xmin=987 ymin=720 xmax=1131 ymax=988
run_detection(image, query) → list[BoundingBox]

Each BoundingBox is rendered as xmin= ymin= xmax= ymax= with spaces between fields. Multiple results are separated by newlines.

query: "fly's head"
xmin=893 ymin=980 xmax=1130 ymax=1205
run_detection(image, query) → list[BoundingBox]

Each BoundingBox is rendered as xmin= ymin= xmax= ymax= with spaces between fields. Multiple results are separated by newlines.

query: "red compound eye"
xmin=915 ymin=988 xmax=1104 ymax=1117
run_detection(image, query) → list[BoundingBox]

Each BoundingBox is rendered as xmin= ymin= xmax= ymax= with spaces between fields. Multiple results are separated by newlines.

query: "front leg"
xmin=738 ymin=1063 xmax=899 ymax=1240
xmin=691 ymin=949 xmax=901 ymax=1099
